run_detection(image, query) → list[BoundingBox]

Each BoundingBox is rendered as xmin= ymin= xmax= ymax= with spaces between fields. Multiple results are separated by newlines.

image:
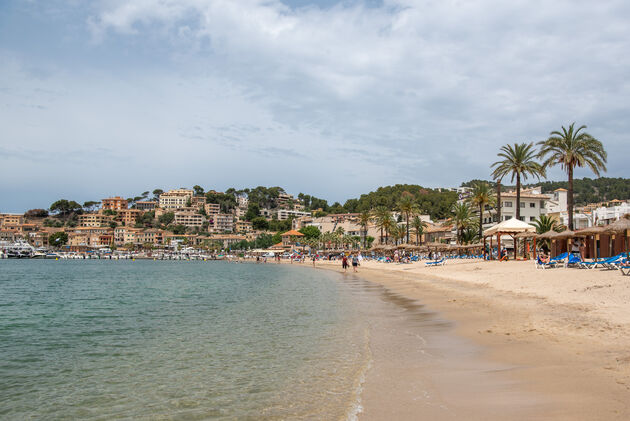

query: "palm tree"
xmin=358 ymin=210 xmax=372 ymax=248
xmin=538 ymin=123 xmax=607 ymax=231
xmin=532 ymin=215 xmax=563 ymax=234
xmin=451 ymin=202 xmax=475 ymax=245
xmin=468 ymin=181 xmax=496 ymax=240
xmin=373 ymin=207 xmax=391 ymax=244
xmin=491 ymin=143 xmax=546 ymax=221
xmin=410 ymin=216 xmax=428 ymax=245
xmin=397 ymin=196 xmax=419 ymax=244
xmin=380 ymin=213 xmax=396 ymax=245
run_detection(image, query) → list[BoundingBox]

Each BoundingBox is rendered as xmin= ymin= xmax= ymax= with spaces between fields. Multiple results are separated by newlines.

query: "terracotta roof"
xmin=554 ymin=188 xmax=567 ymax=191
xmin=501 ymin=192 xmax=550 ymax=199
xmin=281 ymin=229 xmax=304 ymax=237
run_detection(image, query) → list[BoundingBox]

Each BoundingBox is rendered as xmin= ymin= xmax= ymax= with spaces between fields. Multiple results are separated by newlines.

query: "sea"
xmin=0 ymin=260 xmax=375 ymax=420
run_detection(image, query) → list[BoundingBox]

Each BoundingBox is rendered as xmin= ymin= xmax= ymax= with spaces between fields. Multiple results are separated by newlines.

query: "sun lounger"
xmin=535 ymin=256 xmax=554 ymax=269
xmin=602 ymin=254 xmax=626 ymax=270
xmin=425 ymin=259 xmax=445 ymax=267
xmin=620 ymin=264 xmax=630 ymax=275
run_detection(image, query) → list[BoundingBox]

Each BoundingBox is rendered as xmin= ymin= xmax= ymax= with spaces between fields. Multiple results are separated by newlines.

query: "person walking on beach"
xmin=342 ymin=255 xmax=349 ymax=272
xmin=351 ymin=254 xmax=359 ymax=272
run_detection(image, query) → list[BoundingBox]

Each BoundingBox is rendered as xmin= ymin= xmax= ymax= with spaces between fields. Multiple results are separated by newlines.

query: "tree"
xmin=170 ymin=224 xmax=187 ymax=235
xmin=358 ymin=210 xmax=372 ymax=248
xmin=158 ymin=212 xmax=175 ymax=225
xmin=468 ymin=181 xmax=496 ymax=240
xmin=251 ymin=217 xmax=269 ymax=231
xmin=451 ymin=202 xmax=475 ymax=245
xmin=491 ymin=143 xmax=545 ymax=221
xmin=25 ymin=209 xmax=49 ymax=218
xmin=272 ymin=231 xmax=285 ymax=244
xmin=299 ymin=225 xmax=321 ymax=239
xmin=373 ymin=207 xmax=390 ymax=244
xmin=50 ymin=199 xmax=83 ymax=217
xmin=532 ymin=215 xmax=563 ymax=234
xmin=49 ymin=232 xmax=68 ymax=247
xmin=398 ymin=194 xmax=419 ymax=243
xmin=82 ymin=201 xmax=99 ymax=212
xmin=193 ymin=185 xmax=205 ymax=196
xmin=245 ymin=203 xmax=261 ymax=221
xmin=411 ymin=216 xmax=428 ymax=245
xmin=538 ymin=123 xmax=607 ymax=231
xmin=152 ymin=189 xmax=164 ymax=200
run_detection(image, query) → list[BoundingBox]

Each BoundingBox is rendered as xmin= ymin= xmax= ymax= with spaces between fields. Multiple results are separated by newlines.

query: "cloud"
xmin=1 ymin=0 xmax=629 ymax=211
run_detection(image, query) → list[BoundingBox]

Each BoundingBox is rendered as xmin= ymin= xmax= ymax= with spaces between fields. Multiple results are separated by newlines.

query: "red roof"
xmin=281 ymin=229 xmax=304 ymax=237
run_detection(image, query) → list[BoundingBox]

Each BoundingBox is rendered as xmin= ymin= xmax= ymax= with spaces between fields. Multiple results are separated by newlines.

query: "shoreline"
xmin=304 ymin=259 xmax=630 ymax=420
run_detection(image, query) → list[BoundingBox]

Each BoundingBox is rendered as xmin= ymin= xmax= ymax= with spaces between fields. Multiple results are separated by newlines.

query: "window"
xmin=504 ymin=201 xmax=513 ymax=208
xmin=530 ymin=216 xmax=535 ymax=221
xmin=540 ymin=200 xmax=545 ymax=208
xmin=520 ymin=202 xmax=525 ymax=208
xmin=504 ymin=216 xmax=510 ymax=221
xmin=530 ymin=203 xmax=536 ymax=208
xmin=519 ymin=216 xmax=525 ymax=221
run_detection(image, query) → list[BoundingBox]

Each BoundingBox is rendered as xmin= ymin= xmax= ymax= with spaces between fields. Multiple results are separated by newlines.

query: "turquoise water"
xmin=0 ymin=261 xmax=370 ymax=420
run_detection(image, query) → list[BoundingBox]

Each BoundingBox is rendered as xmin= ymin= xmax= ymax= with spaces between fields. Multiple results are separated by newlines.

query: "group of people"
xmin=341 ymin=254 xmax=361 ymax=272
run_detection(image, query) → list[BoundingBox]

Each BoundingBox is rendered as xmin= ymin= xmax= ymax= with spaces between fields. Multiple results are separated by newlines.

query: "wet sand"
xmin=304 ymin=259 xmax=630 ymax=420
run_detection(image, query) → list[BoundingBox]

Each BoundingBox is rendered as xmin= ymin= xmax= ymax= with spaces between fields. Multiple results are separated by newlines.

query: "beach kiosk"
xmin=483 ymin=218 xmax=536 ymax=260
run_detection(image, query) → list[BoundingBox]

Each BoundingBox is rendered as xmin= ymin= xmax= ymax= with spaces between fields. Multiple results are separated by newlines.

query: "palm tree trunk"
xmin=568 ymin=166 xmax=574 ymax=231
xmin=516 ymin=173 xmax=521 ymax=220
xmin=479 ymin=203 xmax=483 ymax=240
xmin=496 ymin=179 xmax=502 ymax=223
xmin=406 ymin=213 xmax=410 ymax=243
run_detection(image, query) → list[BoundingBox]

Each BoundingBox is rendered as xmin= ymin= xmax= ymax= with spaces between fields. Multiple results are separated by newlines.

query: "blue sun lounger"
xmin=425 ymin=259 xmax=445 ymax=267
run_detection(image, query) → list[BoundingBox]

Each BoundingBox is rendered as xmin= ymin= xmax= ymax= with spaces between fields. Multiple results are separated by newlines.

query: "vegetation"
xmin=398 ymin=194 xmax=420 ymax=243
xmin=468 ymin=181 xmax=495 ymax=239
xmin=48 ymin=232 xmax=68 ymax=247
xmin=532 ymin=215 xmax=563 ymax=234
xmin=25 ymin=209 xmax=49 ymax=218
xmin=450 ymin=202 xmax=476 ymax=245
xmin=491 ymin=143 xmax=546 ymax=220
xmin=158 ymin=212 xmax=174 ymax=225
xmin=538 ymin=123 xmax=607 ymax=230
xmin=298 ymin=225 xmax=321 ymax=239
xmin=49 ymin=199 xmax=83 ymax=217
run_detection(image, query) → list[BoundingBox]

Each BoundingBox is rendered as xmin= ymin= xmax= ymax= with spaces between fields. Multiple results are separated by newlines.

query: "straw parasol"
xmin=514 ymin=231 xmax=537 ymax=239
xmin=573 ymin=226 xmax=605 ymax=237
xmin=554 ymin=230 xmax=575 ymax=240
xmin=537 ymin=230 xmax=563 ymax=240
xmin=602 ymin=218 xmax=630 ymax=259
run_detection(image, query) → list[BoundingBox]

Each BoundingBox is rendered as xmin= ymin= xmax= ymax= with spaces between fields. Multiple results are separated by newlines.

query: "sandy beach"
xmin=301 ymin=258 xmax=630 ymax=420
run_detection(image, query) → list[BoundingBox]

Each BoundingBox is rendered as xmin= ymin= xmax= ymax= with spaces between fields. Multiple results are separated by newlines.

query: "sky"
xmin=1 ymin=0 xmax=629 ymax=212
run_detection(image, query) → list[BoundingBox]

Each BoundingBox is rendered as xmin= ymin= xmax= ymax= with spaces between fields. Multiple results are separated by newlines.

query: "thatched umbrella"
xmin=602 ymin=218 xmax=630 ymax=259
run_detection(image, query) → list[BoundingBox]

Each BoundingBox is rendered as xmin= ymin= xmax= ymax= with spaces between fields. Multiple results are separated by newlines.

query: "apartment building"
xmin=276 ymin=192 xmax=294 ymax=208
xmin=0 ymin=213 xmax=24 ymax=227
xmin=159 ymin=189 xmax=194 ymax=210
xmin=174 ymin=211 xmax=205 ymax=228
xmin=78 ymin=213 xmax=113 ymax=227
xmin=102 ymin=197 xmax=128 ymax=211
xmin=204 ymin=203 xmax=220 ymax=216
xmin=135 ymin=229 xmax=165 ymax=246
xmin=499 ymin=187 xmax=549 ymax=223
xmin=237 ymin=196 xmax=249 ymax=209
xmin=117 ymin=209 xmax=144 ymax=227
xmin=135 ymin=201 xmax=157 ymax=211
xmin=212 ymin=213 xmax=234 ymax=233
xmin=235 ymin=220 xmax=253 ymax=234
xmin=114 ymin=227 xmax=141 ymax=246
xmin=275 ymin=209 xmax=310 ymax=221
xmin=191 ymin=196 xmax=207 ymax=210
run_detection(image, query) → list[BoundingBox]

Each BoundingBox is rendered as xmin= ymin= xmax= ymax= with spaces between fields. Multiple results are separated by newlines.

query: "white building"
xmin=592 ymin=201 xmax=630 ymax=225
xmin=499 ymin=187 xmax=549 ymax=223
xmin=275 ymin=209 xmax=310 ymax=221
xmin=159 ymin=189 xmax=194 ymax=210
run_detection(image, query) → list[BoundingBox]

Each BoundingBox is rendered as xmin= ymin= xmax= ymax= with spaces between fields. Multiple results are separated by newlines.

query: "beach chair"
xmin=566 ymin=254 xmax=583 ymax=267
xmin=535 ymin=256 xmax=553 ymax=269
xmin=579 ymin=254 xmax=620 ymax=269
xmin=620 ymin=264 xmax=630 ymax=275
xmin=425 ymin=258 xmax=445 ymax=267
xmin=602 ymin=254 xmax=626 ymax=270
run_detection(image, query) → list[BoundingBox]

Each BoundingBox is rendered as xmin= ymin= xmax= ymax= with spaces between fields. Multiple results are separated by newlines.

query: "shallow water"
xmin=0 ymin=260 xmax=371 ymax=420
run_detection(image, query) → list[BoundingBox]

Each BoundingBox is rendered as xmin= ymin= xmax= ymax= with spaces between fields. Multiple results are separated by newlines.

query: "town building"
xmin=207 ymin=234 xmax=247 ymax=248
xmin=101 ymin=197 xmax=128 ymax=211
xmin=204 ymin=203 xmax=220 ymax=216
xmin=235 ymin=220 xmax=253 ymax=234
xmin=499 ymin=187 xmax=549 ymax=223
xmin=211 ymin=213 xmax=234 ymax=233
xmin=159 ymin=189 xmax=194 ymax=210
xmin=592 ymin=201 xmax=630 ymax=226
xmin=0 ymin=213 xmax=24 ymax=227
xmin=135 ymin=201 xmax=157 ymax=211
xmin=275 ymin=209 xmax=310 ymax=221
xmin=114 ymin=227 xmax=141 ymax=246
xmin=281 ymin=229 xmax=304 ymax=248
xmin=117 ymin=209 xmax=144 ymax=227
xmin=191 ymin=196 xmax=207 ymax=210
xmin=78 ymin=213 xmax=114 ymax=227
xmin=134 ymin=229 xmax=165 ymax=246
xmin=174 ymin=211 xmax=205 ymax=228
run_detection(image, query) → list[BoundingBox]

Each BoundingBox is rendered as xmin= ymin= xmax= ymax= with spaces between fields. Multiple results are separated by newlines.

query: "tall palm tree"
xmin=538 ymin=123 xmax=607 ymax=231
xmin=451 ymin=202 xmax=475 ymax=245
xmin=373 ymin=207 xmax=391 ymax=244
xmin=411 ymin=216 xmax=428 ymax=245
xmin=397 ymin=196 xmax=419 ymax=244
xmin=468 ymin=181 xmax=496 ymax=240
xmin=358 ymin=210 xmax=372 ymax=248
xmin=491 ymin=143 xmax=546 ymax=221
xmin=381 ymin=213 xmax=396 ymax=245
